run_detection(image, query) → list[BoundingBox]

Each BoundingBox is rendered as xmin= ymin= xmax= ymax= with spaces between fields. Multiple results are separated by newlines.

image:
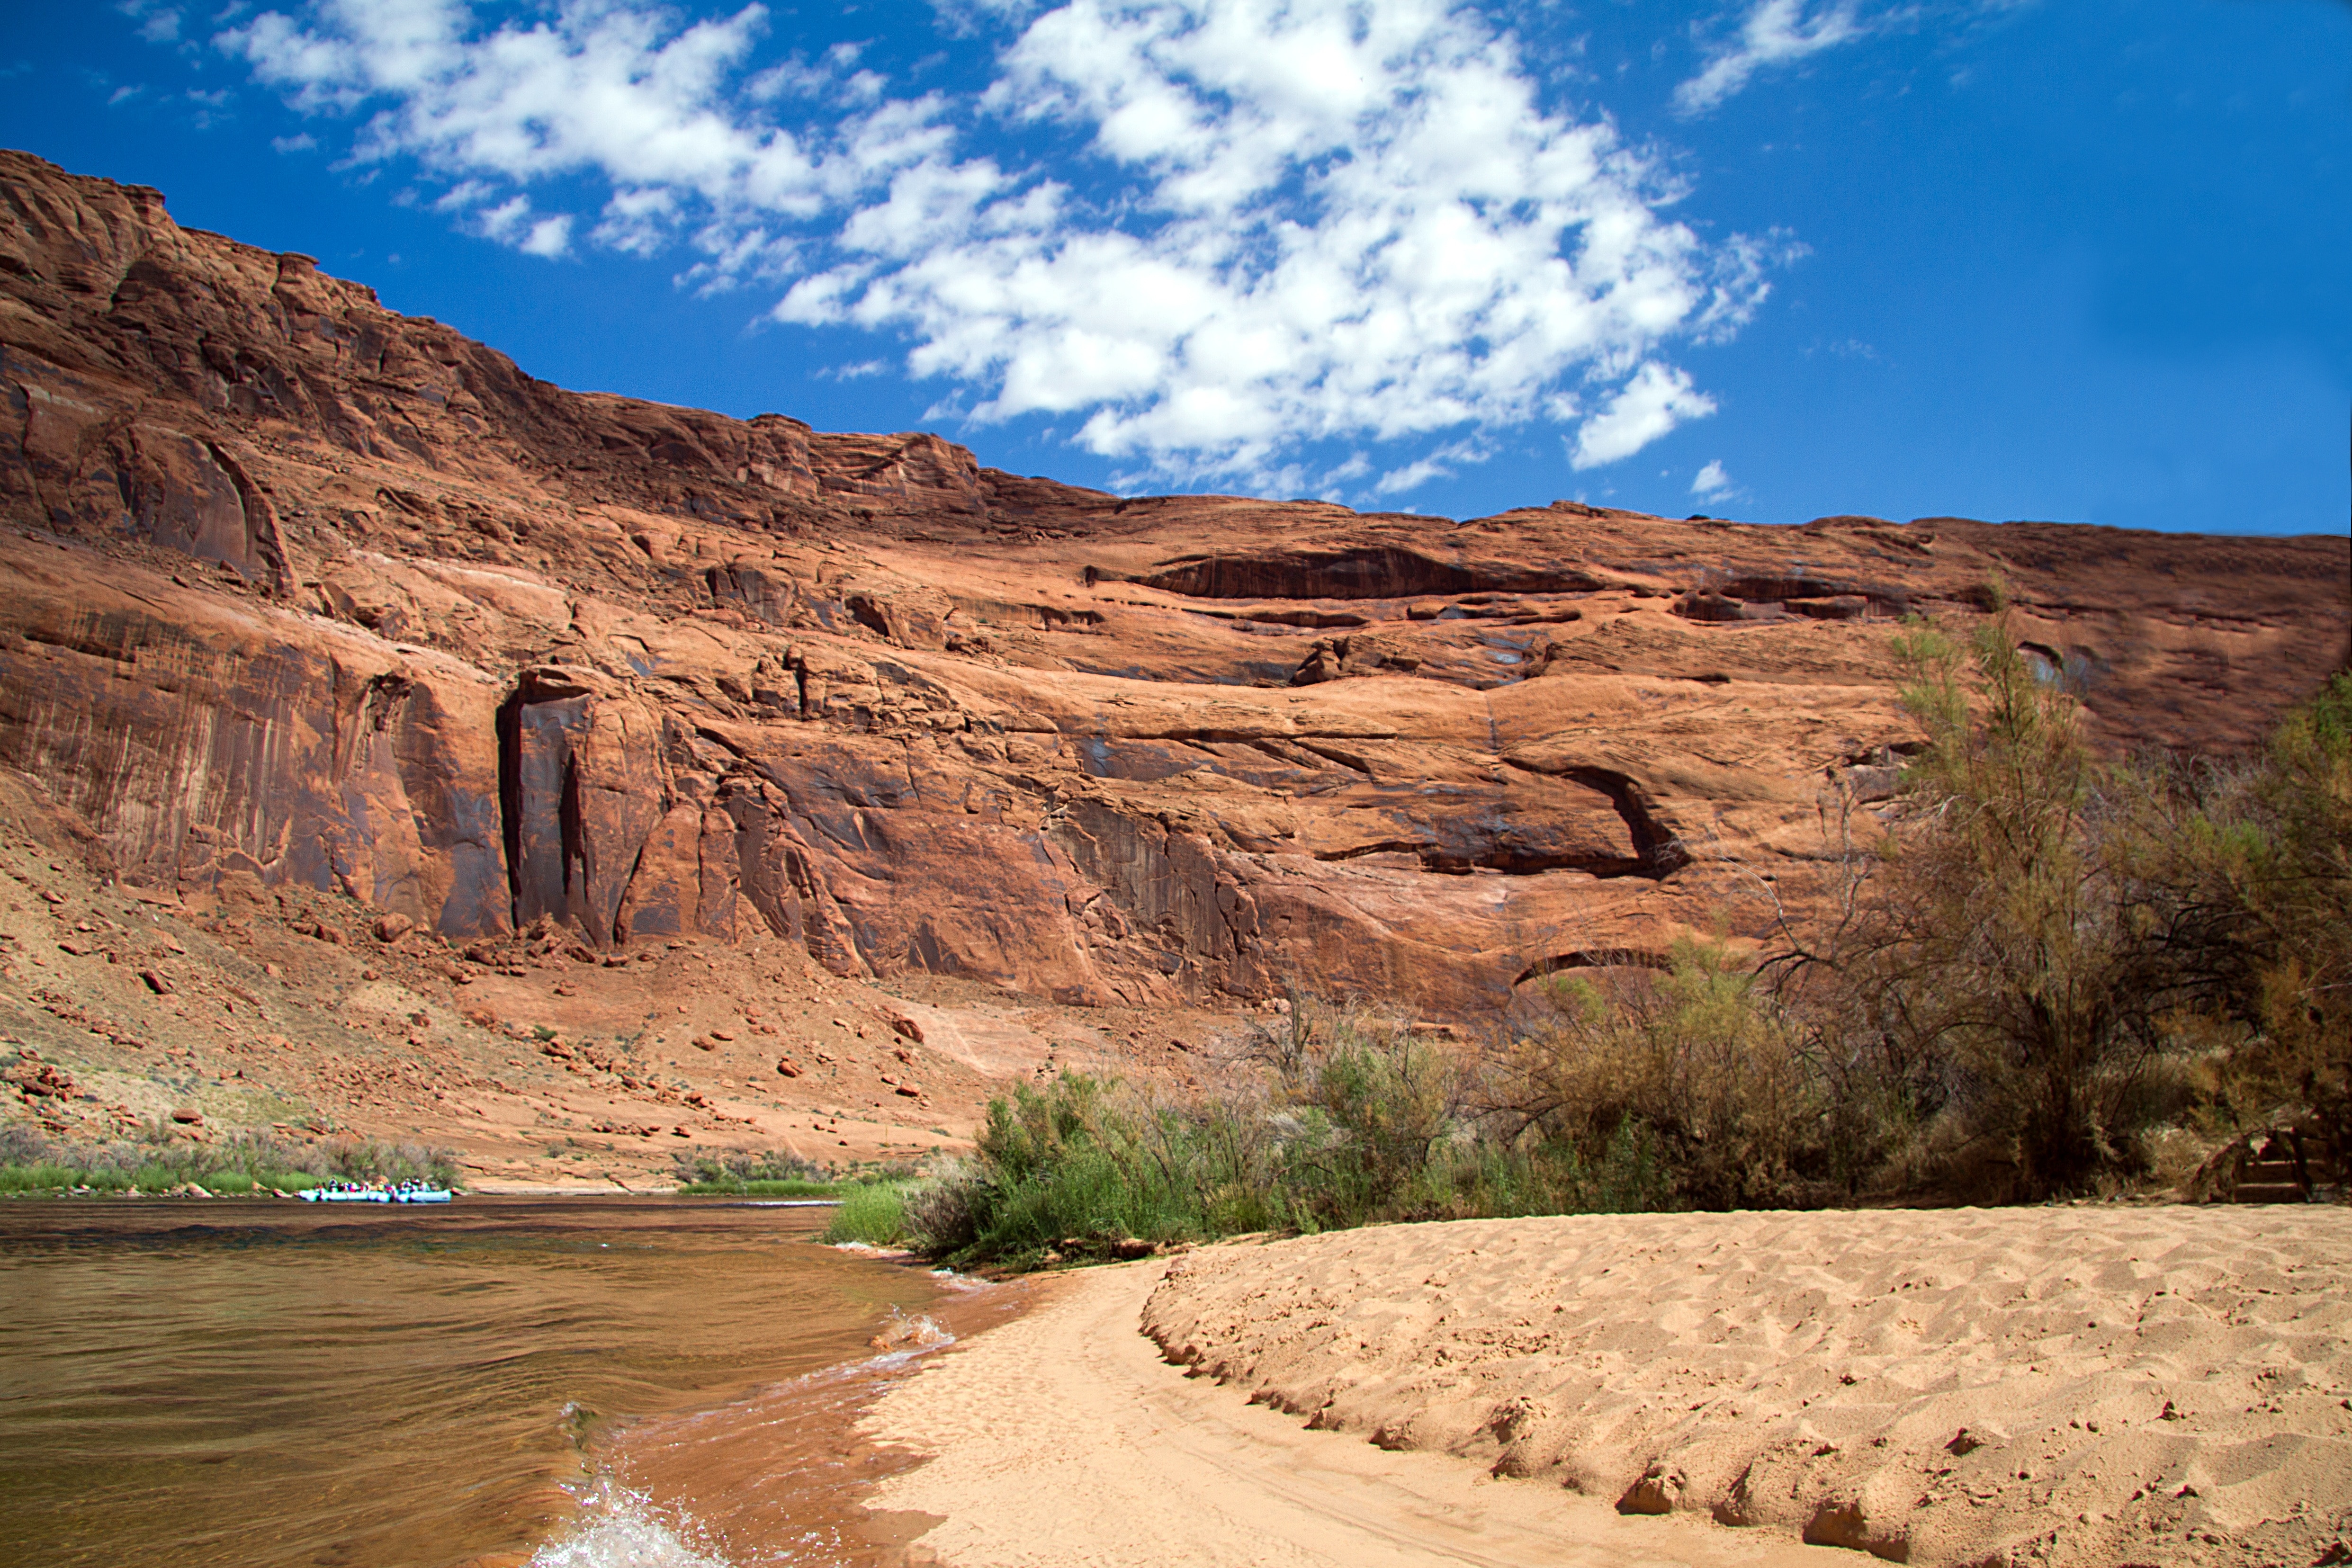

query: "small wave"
xmin=925 ymin=1266 xmax=989 ymax=1292
xmin=528 ymin=1478 xmax=732 ymax=1568
xmin=863 ymin=1307 xmax=952 ymax=1363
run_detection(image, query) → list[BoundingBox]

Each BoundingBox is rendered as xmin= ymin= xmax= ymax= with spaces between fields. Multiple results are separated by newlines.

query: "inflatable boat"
xmin=299 ymin=1181 xmax=454 ymax=1204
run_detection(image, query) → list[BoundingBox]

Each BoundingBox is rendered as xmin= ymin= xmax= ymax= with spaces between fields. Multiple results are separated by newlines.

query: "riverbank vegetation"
xmin=0 ymin=1123 xmax=460 ymax=1196
xmin=843 ymin=602 xmax=2348 ymax=1270
xmin=822 ymin=1177 xmax=916 ymax=1245
xmin=669 ymin=1147 xmax=840 ymax=1197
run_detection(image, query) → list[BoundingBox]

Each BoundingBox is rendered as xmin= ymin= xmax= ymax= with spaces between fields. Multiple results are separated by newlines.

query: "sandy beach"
xmin=862 ymin=1206 xmax=2352 ymax=1568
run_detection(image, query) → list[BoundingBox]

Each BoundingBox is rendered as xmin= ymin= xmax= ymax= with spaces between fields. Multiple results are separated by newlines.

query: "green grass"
xmin=0 ymin=1163 xmax=92 ymax=1194
xmin=674 ymin=1176 xmax=841 ymax=1198
xmin=820 ymin=1180 xmax=911 ymax=1245
xmin=0 ymin=1163 xmax=326 ymax=1195
xmin=0 ymin=1127 xmax=454 ymax=1197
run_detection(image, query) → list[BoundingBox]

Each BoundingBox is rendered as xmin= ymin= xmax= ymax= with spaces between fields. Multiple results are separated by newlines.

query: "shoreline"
xmin=0 ymin=1184 xmax=846 ymax=1213
xmin=858 ymin=1207 xmax=2352 ymax=1568
xmin=514 ymin=1239 xmax=1042 ymax=1568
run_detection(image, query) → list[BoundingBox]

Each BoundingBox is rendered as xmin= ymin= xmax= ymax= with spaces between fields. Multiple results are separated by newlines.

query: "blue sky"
xmin=3 ymin=0 xmax=2347 ymax=535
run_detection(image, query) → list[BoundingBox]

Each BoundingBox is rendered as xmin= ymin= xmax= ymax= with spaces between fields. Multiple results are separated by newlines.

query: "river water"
xmin=0 ymin=1198 xmax=990 ymax=1568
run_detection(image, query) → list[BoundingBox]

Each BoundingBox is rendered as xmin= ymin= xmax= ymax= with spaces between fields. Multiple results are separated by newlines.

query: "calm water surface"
xmin=0 ymin=1199 xmax=956 ymax=1568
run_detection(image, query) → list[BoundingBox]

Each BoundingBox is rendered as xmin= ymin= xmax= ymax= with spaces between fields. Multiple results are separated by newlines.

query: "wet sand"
xmin=860 ymin=1207 xmax=2352 ymax=1568
xmin=584 ymin=1263 xmax=1039 ymax=1568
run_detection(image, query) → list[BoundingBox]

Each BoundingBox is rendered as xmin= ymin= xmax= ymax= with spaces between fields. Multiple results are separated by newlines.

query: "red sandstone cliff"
xmin=3 ymin=147 xmax=2345 ymax=1033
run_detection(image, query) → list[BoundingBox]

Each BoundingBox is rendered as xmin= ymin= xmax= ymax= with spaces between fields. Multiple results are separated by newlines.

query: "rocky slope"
xmin=2 ymin=149 xmax=2344 ymax=1178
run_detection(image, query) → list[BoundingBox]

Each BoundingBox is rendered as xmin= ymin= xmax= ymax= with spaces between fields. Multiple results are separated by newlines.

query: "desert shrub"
xmin=939 ymin=1075 xmax=1216 ymax=1263
xmin=913 ymin=1004 xmax=1642 ymax=1269
xmin=899 ymin=1163 xmax=983 ymax=1254
xmin=673 ymin=1146 xmax=836 ymax=1196
xmin=2111 ymin=672 xmax=2352 ymax=1169
xmin=1490 ymin=940 xmax=1822 ymax=1209
xmin=317 ymin=1136 xmax=460 ymax=1186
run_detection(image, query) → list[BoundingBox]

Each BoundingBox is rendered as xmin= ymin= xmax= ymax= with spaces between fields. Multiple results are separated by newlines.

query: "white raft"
xmin=299 ymin=1183 xmax=454 ymax=1204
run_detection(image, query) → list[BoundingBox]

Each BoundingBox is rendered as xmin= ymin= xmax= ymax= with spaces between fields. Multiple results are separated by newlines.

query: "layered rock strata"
xmin=4 ymin=149 xmax=2345 ymax=1018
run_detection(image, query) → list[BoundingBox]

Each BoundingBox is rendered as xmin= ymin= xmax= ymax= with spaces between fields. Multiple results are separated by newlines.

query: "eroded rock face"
xmin=2 ymin=150 xmax=2346 ymax=1017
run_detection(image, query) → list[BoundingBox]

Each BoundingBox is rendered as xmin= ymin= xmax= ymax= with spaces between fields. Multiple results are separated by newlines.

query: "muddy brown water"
xmin=0 ymin=1198 xmax=1017 ymax=1568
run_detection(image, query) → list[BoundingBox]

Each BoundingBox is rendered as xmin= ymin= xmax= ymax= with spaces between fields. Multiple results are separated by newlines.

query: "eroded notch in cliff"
xmin=496 ymin=671 xmax=595 ymax=934
xmin=1566 ymin=765 xmax=1690 ymax=878
xmin=495 ymin=686 xmax=524 ymax=927
xmin=1089 ymin=547 xmax=1608 ymax=601
xmin=1487 ymin=761 xmax=1691 ymax=880
xmin=1513 ymin=948 xmax=1671 ymax=986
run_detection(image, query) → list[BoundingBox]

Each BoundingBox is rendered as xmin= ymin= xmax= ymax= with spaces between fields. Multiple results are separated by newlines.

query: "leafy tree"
xmin=1807 ymin=596 xmax=2198 ymax=1198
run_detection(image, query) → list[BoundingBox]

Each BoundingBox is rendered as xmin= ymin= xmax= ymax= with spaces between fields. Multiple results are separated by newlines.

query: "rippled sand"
xmin=867 ymin=1206 xmax=2352 ymax=1567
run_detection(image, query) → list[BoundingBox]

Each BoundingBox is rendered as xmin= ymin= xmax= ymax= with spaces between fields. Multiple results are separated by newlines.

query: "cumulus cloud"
xmin=1570 ymin=362 xmax=1716 ymax=469
xmin=1690 ymin=458 xmax=1736 ymax=501
xmin=216 ymin=0 xmax=1774 ymax=486
xmin=1676 ymin=0 xmax=1866 ymax=115
xmin=220 ymin=2 xmax=864 ymax=206
xmin=520 ymin=214 xmax=574 ymax=257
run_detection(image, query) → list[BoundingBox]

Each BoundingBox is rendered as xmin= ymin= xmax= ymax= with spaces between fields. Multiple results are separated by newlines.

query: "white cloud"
xmin=272 ymin=130 xmax=317 ymax=151
xmin=220 ymin=0 xmax=1776 ymax=486
xmin=121 ymin=1 xmax=183 ymax=45
xmin=1570 ymin=362 xmax=1716 ymax=469
xmin=591 ymin=186 xmax=675 ymax=255
xmin=748 ymin=42 xmax=880 ymax=104
xmin=520 ymin=214 xmax=573 ymax=257
xmin=220 ymin=2 xmax=856 ymax=203
xmin=477 ymin=193 xmax=532 ymax=240
xmin=1690 ymin=457 xmax=1736 ymax=501
xmin=1375 ymin=438 xmax=1489 ymax=496
xmin=433 ymin=178 xmax=493 ymax=211
xmin=1676 ymin=0 xmax=1866 ymax=115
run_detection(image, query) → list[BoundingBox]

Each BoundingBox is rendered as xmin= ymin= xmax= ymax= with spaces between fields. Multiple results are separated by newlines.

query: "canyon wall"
xmin=3 ymin=149 xmax=2345 ymax=1018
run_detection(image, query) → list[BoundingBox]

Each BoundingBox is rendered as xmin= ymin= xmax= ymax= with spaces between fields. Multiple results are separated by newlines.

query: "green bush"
xmin=894 ymin=996 xmax=1664 ymax=1271
xmin=1490 ymin=941 xmax=1813 ymax=1210
xmin=1741 ymin=600 xmax=2352 ymax=1203
xmin=2111 ymin=670 xmax=2352 ymax=1169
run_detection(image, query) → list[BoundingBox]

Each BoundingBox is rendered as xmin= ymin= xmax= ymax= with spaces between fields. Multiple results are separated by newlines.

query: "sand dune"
xmin=865 ymin=1206 xmax=2351 ymax=1567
